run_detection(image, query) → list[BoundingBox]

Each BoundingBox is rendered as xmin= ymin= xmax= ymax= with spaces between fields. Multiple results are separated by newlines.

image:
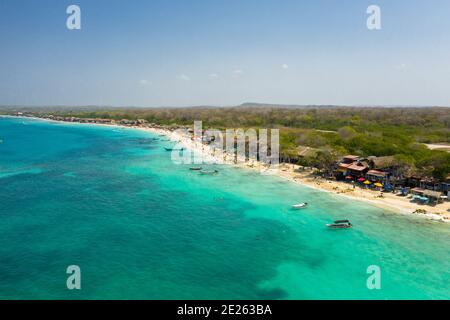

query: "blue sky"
xmin=1 ymin=0 xmax=450 ymax=107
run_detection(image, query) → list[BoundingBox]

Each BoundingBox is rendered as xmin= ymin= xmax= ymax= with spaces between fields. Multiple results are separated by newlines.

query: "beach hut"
xmin=367 ymin=156 xmax=399 ymax=178
xmin=419 ymin=178 xmax=440 ymax=191
xmin=439 ymin=177 xmax=450 ymax=197
xmin=366 ymin=170 xmax=388 ymax=183
xmin=346 ymin=162 xmax=369 ymax=178
xmin=422 ymin=190 xmax=443 ymax=204
xmin=337 ymin=155 xmax=362 ymax=176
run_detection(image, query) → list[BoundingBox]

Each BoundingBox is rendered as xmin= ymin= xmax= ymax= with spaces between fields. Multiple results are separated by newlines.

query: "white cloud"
xmin=282 ymin=64 xmax=289 ymax=69
xmin=177 ymin=74 xmax=190 ymax=81
xmin=232 ymin=69 xmax=243 ymax=78
xmin=395 ymin=63 xmax=407 ymax=70
xmin=209 ymin=73 xmax=218 ymax=79
xmin=139 ymin=79 xmax=152 ymax=86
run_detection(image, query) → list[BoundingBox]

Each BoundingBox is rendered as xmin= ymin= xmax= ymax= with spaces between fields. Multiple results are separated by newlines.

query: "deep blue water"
xmin=0 ymin=117 xmax=449 ymax=299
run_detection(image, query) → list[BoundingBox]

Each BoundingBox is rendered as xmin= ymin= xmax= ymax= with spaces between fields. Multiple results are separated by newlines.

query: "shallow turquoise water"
xmin=0 ymin=117 xmax=449 ymax=299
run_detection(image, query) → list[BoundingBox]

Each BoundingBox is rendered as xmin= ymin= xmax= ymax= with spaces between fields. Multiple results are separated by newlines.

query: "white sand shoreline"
xmin=146 ymin=124 xmax=450 ymax=223
xmin=3 ymin=115 xmax=449 ymax=223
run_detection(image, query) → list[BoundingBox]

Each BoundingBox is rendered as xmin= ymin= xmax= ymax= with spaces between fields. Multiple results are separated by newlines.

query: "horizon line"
xmin=1 ymin=103 xmax=450 ymax=109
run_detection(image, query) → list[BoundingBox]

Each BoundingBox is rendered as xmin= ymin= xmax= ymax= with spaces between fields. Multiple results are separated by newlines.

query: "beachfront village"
xmin=333 ymin=155 xmax=449 ymax=204
xmin=10 ymin=112 xmax=450 ymax=221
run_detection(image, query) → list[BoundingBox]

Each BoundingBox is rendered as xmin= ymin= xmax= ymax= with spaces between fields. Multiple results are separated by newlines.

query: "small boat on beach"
xmin=164 ymin=147 xmax=184 ymax=151
xmin=292 ymin=202 xmax=308 ymax=209
xmin=189 ymin=167 xmax=202 ymax=171
xmin=326 ymin=220 xmax=353 ymax=229
xmin=199 ymin=169 xmax=219 ymax=175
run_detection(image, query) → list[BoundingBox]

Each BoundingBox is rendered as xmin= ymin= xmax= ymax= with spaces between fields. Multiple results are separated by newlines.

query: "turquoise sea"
xmin=0 ymin=116 xmax=448 ymax=299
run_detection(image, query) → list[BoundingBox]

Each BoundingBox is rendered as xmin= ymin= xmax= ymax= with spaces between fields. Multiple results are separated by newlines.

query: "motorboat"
xmin=292 ymin=202 xmax=308 ymax=209
xmin=164 ymin=147 xmax=184 ymax=151
xmin=326 ymin=220 xmax=352 ymax=229
xmin=199 ymin=169 xmax=219 ymax=175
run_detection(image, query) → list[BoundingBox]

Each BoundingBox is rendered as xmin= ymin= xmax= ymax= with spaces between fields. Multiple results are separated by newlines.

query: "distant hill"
xmin=239 ymin=103 xmax=333 ymax=109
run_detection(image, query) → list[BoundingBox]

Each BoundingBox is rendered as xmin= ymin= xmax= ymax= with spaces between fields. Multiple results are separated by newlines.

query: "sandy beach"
xmin=142 ymin=125 xmax=450 ymax=223
xmin=4 ymin=116 xmax=450 ymax=223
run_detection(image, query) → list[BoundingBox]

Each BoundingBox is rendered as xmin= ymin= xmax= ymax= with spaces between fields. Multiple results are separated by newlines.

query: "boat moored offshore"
xmin=199 ymin=169 xmax=219 ymax=175
xmin=292 ymin=202 xmax=308 ymax=209
xmin=326 ymin=220 xmax=353 ymax=229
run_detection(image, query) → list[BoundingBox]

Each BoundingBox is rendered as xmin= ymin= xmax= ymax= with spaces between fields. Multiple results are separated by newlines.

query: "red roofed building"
xmin=342 ymin=155 xmax=360 ymax=162
xmin=367 ymin=170 xmax=388 ymax=182
xmin=346 ymin=161 xmax=369 ymax=177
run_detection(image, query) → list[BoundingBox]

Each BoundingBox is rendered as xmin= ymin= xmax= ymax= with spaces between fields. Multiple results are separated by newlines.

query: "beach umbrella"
xmin=358 ymin=177 xmax=365 ymax=182
xmin=345 ymin=176 xmax=353 ymax=179
xmin=363 ymin=180 xmax=372 ymax=185
xmin=374 ymin=182 xmax=383 ymax=187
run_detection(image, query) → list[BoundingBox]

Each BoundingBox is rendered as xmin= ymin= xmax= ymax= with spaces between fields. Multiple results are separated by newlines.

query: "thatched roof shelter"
xmin=422 ymin=190 xmax=442 ymax=199
xmin=368 ymin=156 xmax=397 ymax=169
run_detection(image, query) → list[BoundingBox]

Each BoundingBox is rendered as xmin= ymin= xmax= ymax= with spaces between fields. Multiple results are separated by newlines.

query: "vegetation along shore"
xmin=2 ymin=104 xmax=449 ymax=222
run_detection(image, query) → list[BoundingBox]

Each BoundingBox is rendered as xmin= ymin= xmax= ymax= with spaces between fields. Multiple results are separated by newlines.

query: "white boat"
xmin=292 ymin=202 xmax=308 ymax=209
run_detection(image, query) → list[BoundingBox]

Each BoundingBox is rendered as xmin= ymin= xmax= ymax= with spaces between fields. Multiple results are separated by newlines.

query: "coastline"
xmin=3 ymin=115 xmax=450 ymax=223
xmin=138 ymin=122 xmax=450 ymax=223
